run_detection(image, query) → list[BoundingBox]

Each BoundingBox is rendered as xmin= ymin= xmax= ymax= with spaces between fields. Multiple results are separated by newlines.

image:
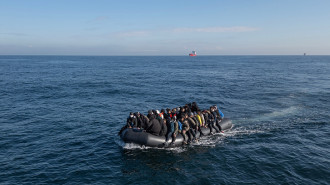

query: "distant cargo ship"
xmin=189 ymin=51 xmax=197 ymax=56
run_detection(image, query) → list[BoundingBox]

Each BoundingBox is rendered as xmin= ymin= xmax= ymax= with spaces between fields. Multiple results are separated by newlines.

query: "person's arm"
xmin=218 ymin=109 xmax=224 ymax=118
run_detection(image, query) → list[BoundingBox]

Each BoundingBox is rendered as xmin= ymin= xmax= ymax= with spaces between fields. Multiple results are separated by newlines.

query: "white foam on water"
xmin=122 ymin=142 xmax=188 ymax=152
xmin=237 ymin=106 xmax=301 ymax=124
xmin=264 ymin=106 xmax=300 ymax=119
xmin=123 ymin=143 xmax=146 ymax=149
xmin=224 ymin=126 xmax=265 ymax=137
xmin=196 ymin=136 xmax=222 ymax=147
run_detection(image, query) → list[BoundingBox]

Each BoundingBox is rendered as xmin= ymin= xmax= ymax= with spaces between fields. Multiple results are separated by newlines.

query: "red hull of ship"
xmin=189 ymin=53 xmax=196 ymax=56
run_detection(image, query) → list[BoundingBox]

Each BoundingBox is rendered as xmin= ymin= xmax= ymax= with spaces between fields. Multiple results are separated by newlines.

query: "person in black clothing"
xmin=184 ymin=104 xmax=192 ymax=116
xmin=186 ymin=113 xmax=197 ymax=143
xmin=209 ymin=107 xmax=220 ymax=133
xmin=118 ymin=112 xmax=138 ymax=135
xmin=191 ymin=102 xmax=200 ymax=113
xmin=203 ymin=110 xmax=216 ymax=134
xmin=135 ymin=112 xmax=142 ymax=128
xmin=127 ymin=112 xmax=137 ymax=128
xmin=181 ymin=116 xmax=190 ymax=144
xmin=211 ymin=106 xmax=223 ymax=132
xmin=164 ymin=108 xmax=171 ymax=121
xmin=159 ymin=118 xmax=168 ymax=136
xmin=177 ymin=107 xmax=186 ymax=120
xmin=164 ymin=108 xmax=172 ymax=138
xmin=146 ymin=110 xmax=161 ymax=136
xmin=135 ymin=112 xmax=149 ymax=129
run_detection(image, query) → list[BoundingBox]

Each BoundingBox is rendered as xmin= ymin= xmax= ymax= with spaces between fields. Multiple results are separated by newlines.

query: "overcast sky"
xmin=1 ymin=0 xmax=330 ymax=55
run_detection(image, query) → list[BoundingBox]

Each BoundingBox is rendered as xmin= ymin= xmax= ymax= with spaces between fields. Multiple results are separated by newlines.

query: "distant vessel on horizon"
xmin=189 ymin=51 xmax=197 ymax=56
xmin=304 ymin=53 xmax=306 ymax=56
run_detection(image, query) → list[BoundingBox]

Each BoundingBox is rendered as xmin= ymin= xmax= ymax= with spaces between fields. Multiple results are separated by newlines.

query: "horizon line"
xmin=0 ymin=54 xmax=328 ymax=57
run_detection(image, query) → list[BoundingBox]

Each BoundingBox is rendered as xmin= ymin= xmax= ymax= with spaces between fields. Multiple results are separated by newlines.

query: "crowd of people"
xmin=119 ymin=102 xmax=224 ymax=146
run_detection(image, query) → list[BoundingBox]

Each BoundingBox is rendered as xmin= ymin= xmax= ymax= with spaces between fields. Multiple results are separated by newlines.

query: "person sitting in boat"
xmin=169 ymin=118 xmax=181 ymax=146
xmin=164 ymin=108 xmax=171 ymax=122
xmin=204 ymin=109 xmax=217 ymax=134
xmin=127 ymin=112 xmax=137 ymax=128
xmin=191 ymin=102 xmax=200 ymax=113
xmin=184 ymin=104 xmax=192 ymax=115
xmin=164 ymin=109 xmax=172 ymax=136
xmin=210 ymin=107 xmax=221 ymax=133
xmin=176 ymin=107 xmax=181 ymax=115
xmin=195 ymin=110 xmax=204 ymax=128
xmin=135 ymin=112 xmax=149 ymax=130
xmin=155 ymin=110 xmax=163 ymax=122
xmin=213 ymin=105 xmax=224 ymax=132
xmin=172 ymin=108 xmax=178 ymax=118
xmin=159 ymin=118 xmax=168 ymax=136
xmin=213 ymin=105 xmax=224 ymax=120
xmin=160 ymin=109 xmax=166 ymax=119
xmin=186 ymin=113 xmax=198 ymax=143
xmin=163 ymin=118 xmax=175 ymax=146
xmin=146 ymin=110 xmax=162 ymax=136
xmin=202 ymin=110 xmax=209 ymax=125
xmin=177 ymin=107 xmax=186 ymax=120
xmin=180 ymin=115 xmax=190 ymax=145
xmin=168 ymin=108 xmax=177 ymax=121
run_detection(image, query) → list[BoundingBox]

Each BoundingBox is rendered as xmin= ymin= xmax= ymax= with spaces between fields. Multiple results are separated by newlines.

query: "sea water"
xmin=0 ymin=55 xmax=329 ymax=184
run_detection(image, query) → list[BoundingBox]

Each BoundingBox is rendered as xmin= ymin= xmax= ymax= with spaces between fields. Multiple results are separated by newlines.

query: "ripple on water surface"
xmin=0 ymin=56 xmax=329 ymax=184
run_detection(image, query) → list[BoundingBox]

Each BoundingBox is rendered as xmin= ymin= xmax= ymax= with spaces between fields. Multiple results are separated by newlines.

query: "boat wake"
xmin=123 ymin=142 xmax=188 ymax=153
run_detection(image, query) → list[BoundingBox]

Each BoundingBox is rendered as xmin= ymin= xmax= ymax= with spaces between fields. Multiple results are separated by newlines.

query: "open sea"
xmin=0 ymin=55 xmax=329 ymax=184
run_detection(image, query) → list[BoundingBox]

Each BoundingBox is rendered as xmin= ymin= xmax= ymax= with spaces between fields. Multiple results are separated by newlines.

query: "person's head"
xmin=148 ymin=110 xmax=153 ymax=115
xmin=166 ymin=108 xmax=171 ymax=113
xmin=161 ymin=109 xmax=165 ymax=113
xmin=172 ymin=108 xmax=176 ymax=113
xmin=129 ymin=112 xmax=134 ymax=118
xmin=190 ymin=112 xmax=194 ymax=117
xmin=197 ymin=110 xmax=201 ymax=115
xmin=180 ymin=116 xmax=185 ymax=121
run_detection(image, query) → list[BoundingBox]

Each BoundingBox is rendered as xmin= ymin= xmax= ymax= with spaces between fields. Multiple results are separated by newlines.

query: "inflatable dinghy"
xmin=120 ymin=118 xmax=232 ymax=147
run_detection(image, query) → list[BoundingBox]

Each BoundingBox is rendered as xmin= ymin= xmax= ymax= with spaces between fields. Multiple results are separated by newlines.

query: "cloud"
xmin=172 ymin=26 xmax=259 ymax=33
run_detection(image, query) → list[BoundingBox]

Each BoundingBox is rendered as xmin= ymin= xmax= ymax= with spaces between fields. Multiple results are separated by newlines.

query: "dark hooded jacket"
xmin=191 ymin=102 xmax=200 ymax=113
xmin=146 ymin=114 xmax=161 ymax=136
xmin=159 ymin=119 xmax=167 ymax=136
xmin=136 ymin=113 xmax=149 ymax=129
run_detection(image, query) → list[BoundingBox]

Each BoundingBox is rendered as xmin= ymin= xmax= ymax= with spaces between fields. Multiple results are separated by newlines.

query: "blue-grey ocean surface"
xmin=0 ymin=55 xmax=329 ymax=184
